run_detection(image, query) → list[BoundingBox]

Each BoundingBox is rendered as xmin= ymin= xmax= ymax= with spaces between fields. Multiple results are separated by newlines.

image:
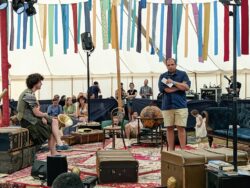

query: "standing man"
xmin=225 ymin=75 xmax=241 ymax=97
xmin=17 ymin=73 xmax=69 ymax=155
xmin=139 ymin=79 xmax=153 ymax=99
xmin=158 ymin=58 xmax=191 ymax=150
xmin=88 ymin=81 xmax=101 ymax=99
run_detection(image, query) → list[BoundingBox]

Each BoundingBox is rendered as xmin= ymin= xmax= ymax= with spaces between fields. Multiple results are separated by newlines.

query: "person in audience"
xmin=190 ymin=109 xmax=207 ymax=143
xmin=63 ymin=97 xmax=76 ymax=117
xmin=158 ymin=58 xmax=191 ymax=151
xmin=52 ymin=172 xmax=83 ymax=188
xmin=72 ymin=95 xmax=77 ymax=104
xmin=115 ymin=82 xmax=127 ymax=107
xmin=126 ymin=82 xmax=137 ymax=120
xmin=47 ymin=97 xmax=63 ymax=117
xmin=16 ymin=73 xmax=69 ymax=155
xmin=76 ymin=96 xmax=88 ymax=122
xmin=139 ymin=79 xmax=153 ymax=99
xmin=226 ymin=75 xmax=242 ymax=96
xmin=125 ymin=111 xmax=143 ymax=139
xmin=88 ymin=81 xmax=101 ymax=99
xmin=59 ymin=95 xmax=66 ymax=107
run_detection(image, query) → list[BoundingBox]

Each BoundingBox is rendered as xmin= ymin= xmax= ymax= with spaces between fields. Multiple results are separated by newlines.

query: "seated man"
xmin=226 ymin=75 xmax=241 ymax=96
xmin=17 ymin=73 xmax=69 ymax=155
xmin=125 ymin=112 xmax=143 ymax=139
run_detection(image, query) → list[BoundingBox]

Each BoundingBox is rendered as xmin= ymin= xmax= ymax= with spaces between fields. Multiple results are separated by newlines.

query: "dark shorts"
xmin=20 ymin=119 xmax=52 ymax=145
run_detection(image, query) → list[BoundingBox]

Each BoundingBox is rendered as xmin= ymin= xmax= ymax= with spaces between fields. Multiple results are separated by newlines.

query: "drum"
xmin=58 ymin=114 xmax=73 ymax=129
xmin=140 ymin=106 xmax=163 ymax=128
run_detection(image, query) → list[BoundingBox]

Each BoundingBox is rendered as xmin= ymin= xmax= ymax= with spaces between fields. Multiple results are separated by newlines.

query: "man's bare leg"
xmin=166 ymin=126 xmax=175 ymax=151
xmin=177 ymin=126 xmax=186 ymax=149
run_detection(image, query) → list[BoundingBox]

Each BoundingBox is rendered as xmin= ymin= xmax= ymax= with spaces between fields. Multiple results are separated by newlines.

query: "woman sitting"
xmin=76 ymin=96 xmax=88 ymax=123
xmin=63 ymin=97 xmax=76 ymax=118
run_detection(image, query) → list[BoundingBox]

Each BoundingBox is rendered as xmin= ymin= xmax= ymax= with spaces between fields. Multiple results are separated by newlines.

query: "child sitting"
xmin=191 ymin=109 xmax=207 ymax=143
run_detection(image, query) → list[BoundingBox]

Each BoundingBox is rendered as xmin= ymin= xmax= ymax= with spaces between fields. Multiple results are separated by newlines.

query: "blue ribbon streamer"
xmin=84 ymin=2 xmax=91 ymax=32
xmin=61 ymin=4 xmax=68 ymax=54
xmin=119 ymin=0 xmax=124 ymax=49
xmin=66 ymin=5 xmax=69 ymax=50
xmin=29 ymin=15 xmax=33 ymax=46
xmin=151 ymin=3 xmax=158 ymax=54
xmin=131 ymin=0 xmax=136 ymax=48
xmin=236 ymin=6 xmax=241 ymax=56
xmin=213 ymin=1 xmax=218 ymax=55
xmin=88 ymin=0 xmax=92 ymax=10
xmin=55 ymin=4 xmax=58 ymax=44
xmin=23 ymin=3 xmax=28 ymax=49
xmin=158 ymin=4 xmax=164 ymax=61
xmin=17 ymin=14 xmax=21 ymax=49
xmin=198 ymin=3 xmax=203 ymax=61
xmin=78 ymin=2 xmax=82 ymax=44
xmin=141 ymin=0 xmax=146 ymax=8
xmin=127 ymin=0 xmax=132 ymax=51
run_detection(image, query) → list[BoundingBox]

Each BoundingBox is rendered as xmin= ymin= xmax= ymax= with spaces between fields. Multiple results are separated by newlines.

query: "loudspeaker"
xmin=47 ymin=155 xmax=68 ymax=186
xmin=81 ymin=32 xmax=94 ymax=51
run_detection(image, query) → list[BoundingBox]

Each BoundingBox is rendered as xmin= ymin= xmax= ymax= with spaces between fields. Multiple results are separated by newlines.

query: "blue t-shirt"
xmin=158 ymin=70 xmax=191 ymax=110
xmin=47 ymin=105 xmax=63 ymax=117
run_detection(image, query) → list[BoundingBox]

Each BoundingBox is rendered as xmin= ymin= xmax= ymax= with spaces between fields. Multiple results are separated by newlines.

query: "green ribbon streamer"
xmin=131 ymin=0 xmax=136 ymax=47
xmin=29 ymin=16 xmax=33 ymax=46
xmin=107 ymin=0 xmax=111 ymax=43
xmin=48 ymin=5 xmax=54 ymax=56
xmin=100 ymin=0 xmax=109 ymax=49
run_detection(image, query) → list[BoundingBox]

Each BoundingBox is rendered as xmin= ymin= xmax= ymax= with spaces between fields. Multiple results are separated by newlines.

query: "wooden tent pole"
xmin=112 ymin=3 xmax=122 ymax=109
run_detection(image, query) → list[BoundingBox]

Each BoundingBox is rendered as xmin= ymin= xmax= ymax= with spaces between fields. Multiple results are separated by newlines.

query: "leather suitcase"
xmin=96 ymin=150 xmax=139 ymax=183
xmin=0 ymin=145 xmax=36 ymax=174
xmin=205 ymin=147 xmax=248 ymax=165
xmin=22 ymin=145 xmax=36 ymax=168
xmin=0 ymin=127 xmax=30 ymax=152
xmin=61 ymin=135 xmax=77 ymax=145
xmin=161 ymin=150 xmax=205 ymax=188
xmin=72 ymin=130 xmax=104 ymax=144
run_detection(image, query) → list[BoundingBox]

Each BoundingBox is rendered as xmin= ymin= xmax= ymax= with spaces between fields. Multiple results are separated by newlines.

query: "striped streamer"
xmin=84 ymin=2 xmax=91 ymax=32
xmin=158 ymin=3 xmax=164 ymax=61
xmin=236 ymin=6 xmax=241 ymax=56
xmin=127 ymin=0 xmax=132 ymax=51
xmin=241 ymin=0 xmax=249 ymax=54
xmin=224 ymin=6 xmax=229 ymax=62
xmin=29 ymin=16 xmax=33 ymax=46
xmin=151 ymin=3 xmax=158 ymax=54
xmin=203 ymin=3 xmax=210 ymax=61
xmin=17 ymin=14 xmax=21 ymax=49
xmin=136 ymin=1 xmax=142 ymax=53
xmin=100 ymin=0 xmax=109 ymax=49
xmin=119 ymin=0 xmax=124 ymax=49
xmin=184 ymin=4 xmax=188 ymax=57
xmin=55 ymin=4 xmax=58 ymax=44
xmin=192 ymin=3 xmax=198 ymax=33
xmin=48 ymin=4 xmax=54 ymax=56
xmin=166 ymin=3 xmax=173 ymax=59
xmin=9 ymin=6 xmax=14 ymax=51
xmin=72 ymin=3 xmax=78 ymax=53
xmin=213 ymin=1 xmax=218 ymax=55
xmin=77 ymin=2 xmax=82 ymax=44
xmin=198 ymin=3 xmax=203 ymax=62
xmin=108 ymin=0 xmax=111 ymax=43
xmin=131 ymin=0 xmax=136 ymax=48
xmin=61 ymin=4 xmax=68 ymax=54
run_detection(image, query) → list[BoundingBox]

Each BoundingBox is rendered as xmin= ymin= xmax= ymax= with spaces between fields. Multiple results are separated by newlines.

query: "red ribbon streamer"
xmin=224 ymin=6 xmax=229 ymax=62
xmin=72 ymin=3 xmax=78 ymax=53
xmin=241 ymin=0 xmax=249 ymax=54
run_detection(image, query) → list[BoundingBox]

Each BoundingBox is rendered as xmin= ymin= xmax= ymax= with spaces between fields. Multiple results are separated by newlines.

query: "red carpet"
xmin=0 ymin=139 xmax=195 ymax=188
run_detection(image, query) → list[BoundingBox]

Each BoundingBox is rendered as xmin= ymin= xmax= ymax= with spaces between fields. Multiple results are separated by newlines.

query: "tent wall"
xmin=4 ymin=72 xmax=250 ymax=100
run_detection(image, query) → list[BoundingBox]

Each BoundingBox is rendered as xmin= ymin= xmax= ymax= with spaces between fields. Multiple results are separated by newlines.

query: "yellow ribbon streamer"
xmin=184 ymin=4 xmax=188 ymax=57
xmin=111 ymin=5 xmax=118 ymax=49
xmin=203 ymin=3 xmax=210 ymax=61
xmin=146 ymin=3 xmax=151 ymax=52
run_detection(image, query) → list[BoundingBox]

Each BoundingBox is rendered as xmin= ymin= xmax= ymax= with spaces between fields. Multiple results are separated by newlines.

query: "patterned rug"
xmin=0 ymin=139 xmax=168 ymax=188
